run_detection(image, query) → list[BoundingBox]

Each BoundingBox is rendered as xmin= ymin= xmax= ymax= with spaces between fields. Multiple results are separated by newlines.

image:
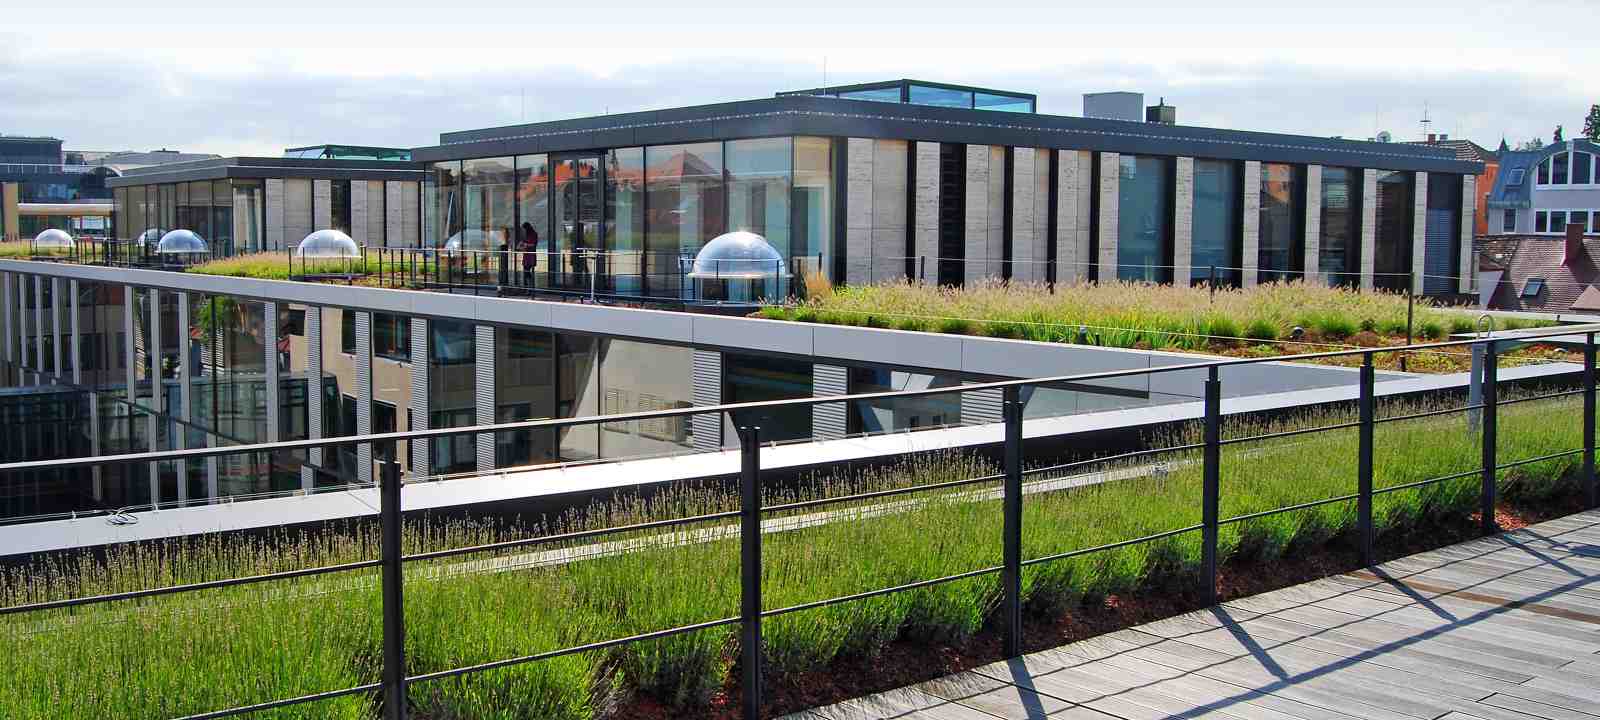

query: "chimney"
xmin=1427 ymin=133 xmax=1437 ymax=143
xmin=1566 ymin=222 xmax=1586 ymax=267
xmin=1439 ymin=133 xmax=1449 ymax=141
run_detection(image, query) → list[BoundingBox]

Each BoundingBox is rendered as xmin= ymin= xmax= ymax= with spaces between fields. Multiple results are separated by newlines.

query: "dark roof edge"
xmin=419 ymin=96 xmax=1479 ymax=174
xmin=107 ymin=157 xmax=424 ymax=187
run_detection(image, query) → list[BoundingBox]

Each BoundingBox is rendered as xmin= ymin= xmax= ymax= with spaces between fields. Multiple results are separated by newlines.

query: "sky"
xmin=2 ymin=0 xmax=1596 ymax=157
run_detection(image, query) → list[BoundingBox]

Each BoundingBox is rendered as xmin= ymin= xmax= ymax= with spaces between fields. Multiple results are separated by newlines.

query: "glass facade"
xmin=1257 ymin=163 xmax=1302 ymax=283
xmin=1373 ymin=170 xmax=1414 ymax=291
xmin=1116 ymin=155 xmax=1171 ymax=283
xmin=645 ymin=142 xmax=724 ymax=295
xmin=1190 ymin=159 xmax=1240 ymax=286
xmin=1318 ymin=167 xmax=1360 ymax=287
xmin=428 ymin=319 xmax=475 ymax=477
xmin=724 ymin=353 xmax=812 ymax=443
xmin=847 ymin=367 xmax=962 ymax=435
xmin=420 ymin=137 xmax=833 ymax=299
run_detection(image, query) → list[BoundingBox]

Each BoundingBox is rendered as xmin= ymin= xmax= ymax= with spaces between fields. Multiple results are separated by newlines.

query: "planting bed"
xmin=0 ymin=391 xmax=1590 ymax=719
xmin=756 ymin=281 xmax=1572 ymax=373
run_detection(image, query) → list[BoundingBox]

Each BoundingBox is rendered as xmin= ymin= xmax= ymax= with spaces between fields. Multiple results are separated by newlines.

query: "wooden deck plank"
xmin=784 ymin=510 xmax=1600 ymax=720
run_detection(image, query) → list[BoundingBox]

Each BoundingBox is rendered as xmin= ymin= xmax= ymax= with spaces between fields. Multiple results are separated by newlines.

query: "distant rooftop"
xmin=284 ymin=144 xmax=412 ymax=161
xmin=776 ymin=79 xmax=1036 ymax=113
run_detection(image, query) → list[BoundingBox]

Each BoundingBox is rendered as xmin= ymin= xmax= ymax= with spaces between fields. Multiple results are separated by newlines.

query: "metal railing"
xmin=369 ymin=246 xmax=806 ymax=303
xmin=0 ymin=326 xmax=1595 ymax=719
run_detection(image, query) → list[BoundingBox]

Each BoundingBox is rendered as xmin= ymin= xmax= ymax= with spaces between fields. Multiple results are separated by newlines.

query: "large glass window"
xmin=908 ymin=84 xmax=973 ymax=108
xmin=1373 ymin=170 xmax=1413 ymax=291
xmin=514 ymin=154 xmax=550 ymax=288
xmin=645 ymin=143 xmax=724 ymax=296
xmin=973 ymin=92 xmax=1034 ymax=113
xmin=1191 ymin=159 xmax=1240 ymax=286
xmin=1319 ymin=167 xmax=1360 ymax=286
xmin=211 ymin=180 xmax=233 ymax=255
xmin=557 ymin=334 xmax=598 ymax=461
xmin=1552 ymin=152 xmax=1570 ymax=185
xmin=726 ymin=137 xmax=792 ymax=261
xmin=847 ymin=367 xmax=962 ymax=435
xmin=1116 ymin=155 xmax=1171 ymax=283
xmin=462 ymin=157 xmax=515 ymax=255
xmin=1258 ymin=163 xmax=1302 ymax=283
xmin=494 ymin=328 xmax=556 ymax=467
xmin=331 ymin=180 xmax=351 ymax=235
xmin=793 ymin=137 xmax=834 ymax=284
xmin=232 ymin=180 xmax=262 ymax=253
xmin=1574 ymin=152 xmax=1593 ymax=185
xmin=1422 ymin=173 xmax=1462 ymax=295
xmin=839 ymin=87 xmax=901 ymax=103
xmin=605 ymin=148 xmax=645 ymax=294
xmin=424 ymin=161 xmax=461 ymax=248
xmin=597 ymin=339 xmax=694 ymax=457
xmin=428 ymin=320 xmax=475 ymax=476
xmin=724 ymin=353 xmax=812 ymax=443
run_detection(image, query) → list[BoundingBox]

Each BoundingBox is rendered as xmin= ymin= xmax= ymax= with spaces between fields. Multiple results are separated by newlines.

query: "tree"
xmin=1515 ymin=138 xmax=1545 ymax=151
xmin=1553 ymin=124 xmax=1564 ymax=143
xmin=1584 ymin=104 xmax=1600 ymax=141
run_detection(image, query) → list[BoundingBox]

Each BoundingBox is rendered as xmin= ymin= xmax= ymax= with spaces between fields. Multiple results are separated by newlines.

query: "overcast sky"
xmin=2 ymin=1 xmax=1595 ymax=157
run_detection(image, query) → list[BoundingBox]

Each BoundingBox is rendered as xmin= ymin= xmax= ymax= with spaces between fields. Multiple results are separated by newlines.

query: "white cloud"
xmin=2 ymin=3 xmax=1595 ymax=155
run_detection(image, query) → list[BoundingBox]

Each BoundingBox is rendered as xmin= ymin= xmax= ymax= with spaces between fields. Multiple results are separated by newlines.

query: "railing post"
xmin=1358 ymin=352 xmax=1376 ymax=566
xmin=1202 ymin=366 xmax=1221 ymax=605
xmin=1481 ymin=340 xmax=1499 ymax=536
xmin=379 ymin=453 xmax=407 ymax=720
xmin=1002 ymin=384 xmax=1024 ymax=658
xmin=737 ymin=424 xmax=762 ymax=720
xmin=1584 ymin=332 xmax=1596 ymax=509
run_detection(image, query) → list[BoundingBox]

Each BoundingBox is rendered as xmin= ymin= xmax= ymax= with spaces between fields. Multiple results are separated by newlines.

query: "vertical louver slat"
xmin=690 ymin=349 xmax=722 ymax=451
xmin=812 ymin=364 xmax=849 ymax=440
xmin=475 ymin=324 xmax=496 ymax=474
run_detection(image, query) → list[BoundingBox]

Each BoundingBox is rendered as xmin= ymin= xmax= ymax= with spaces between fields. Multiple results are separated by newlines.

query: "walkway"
xmin=785 ymin=509 xmax=1600 ymax=720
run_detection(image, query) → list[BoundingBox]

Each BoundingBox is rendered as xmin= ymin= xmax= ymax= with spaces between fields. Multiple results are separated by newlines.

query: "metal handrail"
xmin=0 ymin=324 xmax=1593 ymax=476
xmin=0 ymin=328 xmax=1594 ymax=720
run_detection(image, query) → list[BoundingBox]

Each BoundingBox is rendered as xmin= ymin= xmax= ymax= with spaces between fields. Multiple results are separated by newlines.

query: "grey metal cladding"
xmin=410 ymin=317 xmax=429 ymax=476
xmin=475 ymin=324 xmax=496 ymax=474
xmin=416 ymin=96 xmax=1479 ymax=175
xmin=812 ymin=363 xmax=850 ymax=441
xmin=355 ymin=310 xmax=374 ymax=485
xmin=960 ymin=383 xmax=1005 ymax=425
xmin=690 ymin=349 xmax=723 ymax=451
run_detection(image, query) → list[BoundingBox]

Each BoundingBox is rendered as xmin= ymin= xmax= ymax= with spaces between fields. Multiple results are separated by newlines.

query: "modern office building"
xmin=106 ymin=156 xmax=425 ymax=254
xmin=96 ymin=80 xmax=1482 ymax=297
xmin=410 ymin=79 xmax=1478 ymax=296
xmin=1 ymin=136 xmax=218 ymax=241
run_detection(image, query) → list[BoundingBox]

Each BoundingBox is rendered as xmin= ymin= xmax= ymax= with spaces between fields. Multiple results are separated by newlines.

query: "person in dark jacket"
xmin=519 ymin=222 xmax=539 ymax=286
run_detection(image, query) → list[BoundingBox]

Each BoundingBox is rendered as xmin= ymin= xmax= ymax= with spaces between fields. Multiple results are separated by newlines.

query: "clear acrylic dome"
xmin=33 ymin=229 xmax=75 ymax=249
xmin=156 ymin=229 xmax=209 ymax=255
xmin=688 ymin=231 xmax=787 ymax=279
xmin=135 ymin=228 xmax=164 ymax=247
xmin=295 ymin=229 xmax=362 ymax=259
xmin=443 ymin=228 xmax=505 ymax=254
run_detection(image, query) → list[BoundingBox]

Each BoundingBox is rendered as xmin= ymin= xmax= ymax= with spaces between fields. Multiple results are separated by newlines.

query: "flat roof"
xmin=106 ymin=156 xmax=425 ymax=187
xmin=418 ymin=94 xmax=1479 ymax=174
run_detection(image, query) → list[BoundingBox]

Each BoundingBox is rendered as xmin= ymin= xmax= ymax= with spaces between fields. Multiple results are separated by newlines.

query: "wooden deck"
xmin=784 ymin=510 xmax=1600 ymax=720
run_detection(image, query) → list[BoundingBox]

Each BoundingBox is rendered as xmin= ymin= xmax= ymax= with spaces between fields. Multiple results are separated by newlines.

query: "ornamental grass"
xmin=0 ymin=391 xmax=1587 ymax=719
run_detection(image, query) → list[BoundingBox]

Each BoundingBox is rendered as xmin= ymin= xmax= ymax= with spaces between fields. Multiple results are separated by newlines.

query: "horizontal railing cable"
xmin=402 ymin=510 xmax=742 ymax=564
xmin=405 ymin=616 xmax=742 ymax=685
xmin=170 ymin=683 xmax=386 ymax=720
xmin=1020 ymin=524 xmax=1204 ymax=568
xmin=0 ymin=558 xmax=382 ymax=615
xmin=761 ymin=565 xmax=1004 ymax=618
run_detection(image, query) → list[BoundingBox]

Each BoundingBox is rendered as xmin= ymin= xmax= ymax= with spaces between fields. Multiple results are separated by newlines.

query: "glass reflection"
xmin=1117 ymin=155 xmax=1171 ymax=283
xmin=1191 ymin=159 xmax=1240 ymax=286
xmin=1258 ymin=163 xmax=1302 ymax=283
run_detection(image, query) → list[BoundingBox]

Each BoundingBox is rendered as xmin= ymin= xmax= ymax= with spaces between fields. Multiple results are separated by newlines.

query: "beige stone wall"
xmin=1459 ymin=175 xmax=1476 ymax=293
xmin=964 ymin=144 xmax=993 ymax=285
xmin=1360 ymin=169 xmax=1378 ymax=290
xmin=1011 ymin=148 xmax=1037 ymax=282
xmin=1096 ymin=152 xmax=1120 ymax=280
xmin=913 ymin=142 xmax=940 ymax=283
xmin=870 ymin=140 xmax=909 ymax=283
xmin=1241 ymin=160 xmax=1262 ymax=287
xmin=846 ymin=137 xmax=874 ymax=284
xmin=1304 ymin=164 xmax=1322 ymax=283
xmin=1411 ymin=171 xmax=1428 ymax=295
xmin=1173 ymin=157 xmax=1194 ymax=285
